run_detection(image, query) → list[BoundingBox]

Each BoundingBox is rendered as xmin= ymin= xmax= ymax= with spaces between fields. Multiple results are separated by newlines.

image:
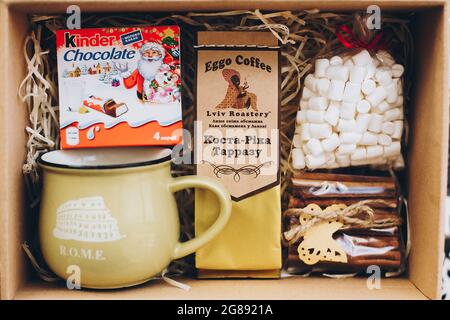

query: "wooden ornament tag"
xmin=297 ymin=204 xmax=348 ymax=265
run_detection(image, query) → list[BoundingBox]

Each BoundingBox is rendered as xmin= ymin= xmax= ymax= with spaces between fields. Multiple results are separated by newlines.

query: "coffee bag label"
xmin=56 ymin=26 xmax=183 ymax=149
xmin=196 ymin=45 xmax=280 ymax=200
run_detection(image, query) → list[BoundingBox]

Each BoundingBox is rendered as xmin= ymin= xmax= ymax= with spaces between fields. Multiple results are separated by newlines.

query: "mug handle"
xmin=168 ymin=175 xmax=232 ymax=260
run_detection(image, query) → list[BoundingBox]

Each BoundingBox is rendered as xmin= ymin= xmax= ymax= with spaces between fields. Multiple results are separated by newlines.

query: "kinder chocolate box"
xmin=56 ymin=26 xmax=183 ymax=148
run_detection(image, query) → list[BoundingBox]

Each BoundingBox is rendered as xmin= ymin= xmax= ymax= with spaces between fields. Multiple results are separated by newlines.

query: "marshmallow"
xmin=306 ymin=154 xmax=328 ymax=169
xmin=368 ymin=114 xmax=383 ymax=133
xmin=336 ymin=154 xmax=351 ymax=166
xmin=324 ymin=161 xmax=340 ymax=169
xmin=315 ymin=59 xmax=330 ymax=78
xmin=337 ymin=119 xmax=356 ymax=133
xmin=356 ymin=99 xmax=370 ymax=113
xmin=330 ymin=56 xmax=344 ymax=66
xmin=391 ymin=120 xmax=403 ymax=139
xmin=302 ymin=87 xmax=315 ymax=99
xmin=292 ymin=148 xmax=305 ymax=170
xmin=340 ymin=102 xmax=356 ymax=120
xmin=299 ymin=99 xmax=309 ymax=110
xmin=396 ymin=78 xmax=403 ymax=95
xmin=367 ymin=86 xmax=387 ymax=107
xmin=337 ymin=144 xmax=357 ymax=155
xmin=361 ymin=79 xmax=376 ymax=95
xmin=324 ymin=101 xmax=340 ymax=126
xmin=300 ymin=124 xmax=311 ymax=140
xmin=342 ymin=82 xmax=362 ymax=103
xmin=304 ymin=74 xmax=318 ymax=92
xmin=325 ymin=153 xmax=335 ymax=162
xmin=384 ymin=141 xmax=401 ymax=157
xmin=355 ymin=113 xmax=371 ymax=133
xmin=322 ymin=133 xmax=340 ymax=152
xmin=342 ymin=55 xmax=351 ymax=62
xmin=350 ymin=66 xmax=367 ymax=84
xmin=350 ymin=147 xmax=367 ymax=161
xmin=325 ymin=153 xmax=339 ymax=169
xmin=339 ymin=132 xmax=362 ymax=144
xmin=379 ymin=65 xmax=392 ymax=71
xmin=383 ymin=108 xmax=402 ymax=122
xmin=302 ymin=144 xmax=310 ymax=155
xmin=309 ymin=96 xmax=328 ymax=111
xmin=366 ymin=145 xmax=383 ymax=158
xmin=328 ymin=80 xmax=346 ymax=101
xmin=360 ymin=132 xmax=378 ymax=145
xmin=385 ymin=82 xmax=398 ymax=104
xmin=378 ymin=134 xmax=392 ymax=146
xmin=309 ymin=123 xmax=332 ymax=139
xmin=296 ymin=110 xmax=306 ymax=124
xmin=382 ymin=122 xmax=395 ymax=135
xmin=391 ymin=64 xmax=404 ymax=78
xmin=293 ymin=134 xmax=302 ymax=148
xmin=393 ymin=155 xmax=405 ymax=169
xmin=306 ymin=110 xmax=325 ymax=123
xmin=365 ymin=62 xmax=376 ymax=80
xmin=376 ymin=50 xmax=395 ymax=67
xmin=375 ymin=69 xmax=393 ymax=86
xmin=317 ymin=78 xmax=331 ymax=96
xmin=306 ymin=138 xmax=323 ymax=157
xmin=352 ymin=50 xmax=372 ymax=66
xmin=393 ymin=95 xmax=404 ymax=107
xmin=374 ymin=101 xmax=390 ymax=114
xmin=343 ymin=59 xmax=354 ymax=67
xmin=351 ymin=158 xmax=377 ymax=166
xmin=326 ymin=65 xmax=349 ymax=82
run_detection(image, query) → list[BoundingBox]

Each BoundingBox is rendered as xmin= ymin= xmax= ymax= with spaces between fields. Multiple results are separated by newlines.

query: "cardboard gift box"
xmin=0 ymin=0 xmax=448 ymax=300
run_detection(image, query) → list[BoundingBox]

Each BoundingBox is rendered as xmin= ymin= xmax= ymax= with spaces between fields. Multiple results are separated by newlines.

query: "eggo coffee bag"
xmin=194 ymin=31 xmax=282 ymax=278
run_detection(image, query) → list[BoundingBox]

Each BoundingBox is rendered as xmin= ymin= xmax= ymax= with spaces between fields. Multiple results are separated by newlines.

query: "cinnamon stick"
xmin=338 ymin=227 xmax=399 ymax=237
xmin=287 ymin=231 xmax=402 ymax=273
xmin=288 ymin=244 xmax=401 ymax=260
xmin=287 ymin=255 xmax=402 ymax=271
xmin=290 ymin=175 xmax=397 ymax=199
xmin=292 ymin=171 xmax=395 ymax=183
xmin=291 ymin=184 xmax=397 ymax=199
xmin=287 ymin=196 xmax=398 ymax=210
xmin=348 ymin=236 xmax=400 ymax=249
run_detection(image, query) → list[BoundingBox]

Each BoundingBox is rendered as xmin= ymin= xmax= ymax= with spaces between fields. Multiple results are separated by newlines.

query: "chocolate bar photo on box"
xmin=103 ymin=99 xmax=128 ymax=118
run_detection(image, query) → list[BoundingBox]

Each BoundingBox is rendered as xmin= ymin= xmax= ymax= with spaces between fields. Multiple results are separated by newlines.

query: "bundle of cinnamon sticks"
xmin=284 ymin=171 xmax=405 ymax=275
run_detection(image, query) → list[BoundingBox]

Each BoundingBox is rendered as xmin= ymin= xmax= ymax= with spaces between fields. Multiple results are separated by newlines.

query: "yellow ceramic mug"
xmin=38 ymin=147 xmax=231 ymax=289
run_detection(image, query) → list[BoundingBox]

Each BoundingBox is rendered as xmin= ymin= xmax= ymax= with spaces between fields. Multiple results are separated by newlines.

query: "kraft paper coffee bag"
xmin=195 ymin=31 xmax=281 ymax=278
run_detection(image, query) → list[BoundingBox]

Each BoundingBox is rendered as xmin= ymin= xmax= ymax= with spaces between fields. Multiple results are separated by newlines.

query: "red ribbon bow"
xmin=335 ymin=25 xmax=388 ymax=51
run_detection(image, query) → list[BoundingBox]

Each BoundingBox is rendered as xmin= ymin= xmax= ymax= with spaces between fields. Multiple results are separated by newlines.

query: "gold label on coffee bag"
xmin=196 ymin=45 xmax=279 ymax=200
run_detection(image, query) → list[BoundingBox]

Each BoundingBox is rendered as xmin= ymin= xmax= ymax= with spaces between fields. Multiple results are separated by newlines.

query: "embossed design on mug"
xmin=53 ymin=196 xmax=124 ymax=243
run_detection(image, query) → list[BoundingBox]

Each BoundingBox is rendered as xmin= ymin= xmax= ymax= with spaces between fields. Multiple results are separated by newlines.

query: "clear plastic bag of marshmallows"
xmin=292 ymin=14 xmax=406 ymax=170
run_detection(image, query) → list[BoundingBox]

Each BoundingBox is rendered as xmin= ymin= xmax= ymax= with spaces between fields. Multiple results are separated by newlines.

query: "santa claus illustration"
xmin=114 ymin=42 xmax=166 ymax=101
